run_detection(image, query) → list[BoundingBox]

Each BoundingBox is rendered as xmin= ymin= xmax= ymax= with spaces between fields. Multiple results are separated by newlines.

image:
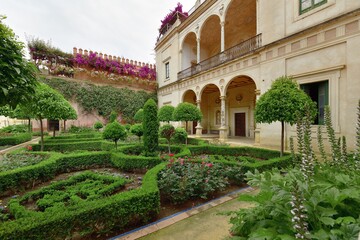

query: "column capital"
xmin=220 ymin=21 xmax=225 ymax=27
xmin=220 ymin=96 xmax=226 ymax=100
xmin=196 ymin=99 xmax=201 ymax=104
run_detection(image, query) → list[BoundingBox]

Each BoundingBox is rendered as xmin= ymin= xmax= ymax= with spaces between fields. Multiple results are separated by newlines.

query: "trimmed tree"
xmin=21 ymin=83 xmax=77 ymax=150
xmin=160 ymin=124 xmax=175 ymax=153
xmin=143 ymin=99 xmax=159 ymax=156
xmin=172 ymin=127 xmax=188 ymax=144
xmin=255 ymin=76 xmax=316 ymax=156
xmin=134 ymin=109 xmax=144 ymax=123
xmin=130 ymin=123 xmax=143 ymax=142
xmin=103 ymin=121 xmax=127 ymax=149
xmin=61 ymin=105 xmax=77 ymax=134
xmin=0 ymin=16 xmax=38 ymax=107
xmin=93 ymin=121 xmax=104 ymax=131
xmin=173 ymin=102 xmax=202 ymax=144
xmin=158 ymin=105 xmax=175 ymax=123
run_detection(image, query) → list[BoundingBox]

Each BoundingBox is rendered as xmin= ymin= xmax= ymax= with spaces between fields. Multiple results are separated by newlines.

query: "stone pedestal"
xmin=219 ymin=126 xmax=228 ymax=141
xmin=254 ymin=128 xmax=260 ymax=145
xmin=195 ymin=125 xmax=203 ymax=137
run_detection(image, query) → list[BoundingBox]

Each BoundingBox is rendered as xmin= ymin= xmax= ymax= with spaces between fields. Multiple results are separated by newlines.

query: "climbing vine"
xmin=41 ymin=78 xmax=157 ymax=122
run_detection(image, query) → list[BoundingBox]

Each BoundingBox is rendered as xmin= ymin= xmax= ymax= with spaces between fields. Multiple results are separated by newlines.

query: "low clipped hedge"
xmin=159 ymin=137 xmax=208 ymax=146
xmin=32 ymin=141 xmax=105 ymax=152
xmin=188 ymin=145 xmax=286 ymax=159
xmin=1 ymin=164 xmax=164 ymax=240
xmin=43 ymin=137 xmax=103 ymax=143
xmin=0 ymin=151 xmax=165 ymax=239
xmin=48 ymin=132 xmax=101 ymax=139
xmin=187 ymin=145 xmax=293 ymax=172
xmin=0 ymin=133 xmax=32 ymax=146
xmin=0 ymin=152 xmax=111 ymax=194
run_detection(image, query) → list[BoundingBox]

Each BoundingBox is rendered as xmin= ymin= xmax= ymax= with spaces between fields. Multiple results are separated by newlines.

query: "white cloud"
xmin=1 ymin=0 xmax=196 ymax=63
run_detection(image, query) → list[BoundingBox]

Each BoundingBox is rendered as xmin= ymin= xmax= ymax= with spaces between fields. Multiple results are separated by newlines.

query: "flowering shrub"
xmin=26 ymin=145 xmax=33 ymax=151
xmin=73 ymin=53 xmax=156 ymax=81
xmin=159 ymin=3 xmax=188 ymax=35
xmin=158 ymin=155 xmax=243 ymax=204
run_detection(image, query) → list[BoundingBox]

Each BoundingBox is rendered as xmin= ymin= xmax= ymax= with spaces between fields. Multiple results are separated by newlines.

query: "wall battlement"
xmin=73 ymin=47 xmax=155 ymax=70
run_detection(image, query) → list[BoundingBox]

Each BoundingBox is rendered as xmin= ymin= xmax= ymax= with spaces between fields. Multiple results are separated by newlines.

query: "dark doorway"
xmin=235 ymin=113 xmax=246 ymax=136
xmin=192 ymin=121 xmax=197 ymax=134
xmin=48 ymin=120 xmax=60 ymax=132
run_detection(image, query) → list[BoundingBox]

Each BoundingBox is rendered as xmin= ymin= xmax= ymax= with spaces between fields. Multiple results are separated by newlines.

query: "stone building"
xmin=155 ymin=0 xmax=360 ymax=150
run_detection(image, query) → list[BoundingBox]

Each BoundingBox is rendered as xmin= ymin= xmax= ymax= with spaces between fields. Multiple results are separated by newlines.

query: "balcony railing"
xmin=178 ymin=34 xmax=262 ymax=80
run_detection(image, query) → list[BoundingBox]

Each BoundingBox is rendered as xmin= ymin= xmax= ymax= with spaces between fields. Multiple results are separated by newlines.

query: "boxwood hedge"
xmin=0 ymin=151 xmax=166 ymax=239
xmin=0 ymin=133 xmax=32 ymax=146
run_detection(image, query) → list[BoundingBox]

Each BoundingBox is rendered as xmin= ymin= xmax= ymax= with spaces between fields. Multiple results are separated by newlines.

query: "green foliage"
xmin=134 ymin=108 xmax=144 ymax=123
xmin=111 ymin=152 xmax=162 ymax=171
xmin=41 ymin=78 xmax=156 ymax=122
xmin=0 ymin=151 xmax=163 ymax=240
xmin=0 ymin=153 xmax=48 ymax=171
xmin=173 ymin=102 xmax=202 ymax=122
xmin=158 ymin=105 xmax=175 ymax=122
xmin=0 ymin=16 xmax=38 ymax=107
xmin=172 ymin=127 xmax=188 ymax=144
xmin=0 ymin=124 xmax=28 ymax=134
xmin=255 ymin=76 xmax=316 ymax=155
xmin=255 ymin=76 xmax=316 ymax=125
xmin=109 ymin=110 xmax=118 ymax=123
xmin=158 ymin=156 xmax=240 ymax=204
xmin=0 ymin=133 xmax=32 ymax=146
xmin=160 ymin=124 xmax=175 ymax=153
xmin=130 ymin=123 xmax=144 ymax=142
xmin=31 ymin=140 xmax=104 ymax=152
xmin=20 ymin=171 xmax=128 ymax=211
xmin=143 ymin=99 xmax=159 ymax=156
xmin=103 ymin=121 xmax=127 ymax=149
xmin=68 ymin=125 xmax=94 ymax=134
xmin=93 ymin=121 xmax=103 ymax=131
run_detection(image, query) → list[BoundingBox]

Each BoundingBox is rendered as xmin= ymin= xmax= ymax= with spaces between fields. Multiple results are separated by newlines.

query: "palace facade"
xmin=155 ymin=0 xmax=360 ymax=150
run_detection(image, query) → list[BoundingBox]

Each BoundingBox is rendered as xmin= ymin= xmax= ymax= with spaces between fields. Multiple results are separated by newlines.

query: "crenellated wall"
xmin=73 ymin=47 xmax=156 ymax=70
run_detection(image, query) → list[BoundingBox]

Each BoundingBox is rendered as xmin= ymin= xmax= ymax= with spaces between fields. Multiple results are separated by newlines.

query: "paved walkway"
xmin=0 ymin=137 xmax=40 ymax=158
xmin=111 ymin=186 xmax=255 ymax=240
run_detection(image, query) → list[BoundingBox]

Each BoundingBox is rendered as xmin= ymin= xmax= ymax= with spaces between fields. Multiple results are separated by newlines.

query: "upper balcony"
xmin=178 ymin=34 xmax=261 ymax=80
xmin=178 ymin=0 xmax=258 ymax=80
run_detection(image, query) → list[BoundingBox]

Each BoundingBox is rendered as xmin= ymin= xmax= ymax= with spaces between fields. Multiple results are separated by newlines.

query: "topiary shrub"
xmin=143 ymin=99 xmax=159 ymax=156
xmin=108 ymin=110 xmax=118 ymax=123
xmin=159 ymin=124 xmax=175 ymax=153
xmin=158 ymin=105 xmax=174 ymax=123
xmin=130 ymin=123 xmax=143 ymax=142
xmin=133 ymin=108 xmax=144 ymax=123
xmin=103 ymin=121 xmax=127 ymax=149
xmin=172 ymin=127 xmax=188 ymax=144
xmin=93 ymin=121 xmax=103 ymax=131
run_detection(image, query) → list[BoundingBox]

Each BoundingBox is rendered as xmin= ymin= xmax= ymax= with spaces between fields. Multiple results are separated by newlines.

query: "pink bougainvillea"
xmin=73 ymin=53 xmax=156 ymax=81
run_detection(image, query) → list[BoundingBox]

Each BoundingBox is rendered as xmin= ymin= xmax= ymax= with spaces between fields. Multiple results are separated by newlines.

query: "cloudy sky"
xmin=1 ymin=0 xmax=195 ymax=63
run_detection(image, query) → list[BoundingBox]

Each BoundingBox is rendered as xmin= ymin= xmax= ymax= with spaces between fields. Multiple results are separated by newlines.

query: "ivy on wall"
xmin=41 ymin=78 xmax=157 ymax=122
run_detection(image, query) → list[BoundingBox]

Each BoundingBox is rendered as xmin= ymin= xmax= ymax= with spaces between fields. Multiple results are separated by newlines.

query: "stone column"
xmin=220 ymin=21 xmax=225 ymax=52
xmin=195 ymin=100 xmax=203 ymax=137
xmin=254 ymin=89 xmax=261 ymax=145
xmin=197 ymin=37 xmax=201 ymax=64
xmin=219 ymin=96 xmax=228 ymax=141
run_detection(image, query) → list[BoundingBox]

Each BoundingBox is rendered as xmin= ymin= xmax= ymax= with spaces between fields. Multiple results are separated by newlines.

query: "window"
xmin=301 ymin=80 xmax=329 ymax=125
xmin=299 ymin=0 xmax=327 ymax=14
xmin=165 ymin=62 xmax=170 ymax=79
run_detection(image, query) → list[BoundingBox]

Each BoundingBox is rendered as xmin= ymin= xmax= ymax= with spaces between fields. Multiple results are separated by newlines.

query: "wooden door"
xmin=235 ymin=113 xmax=246 ymax=136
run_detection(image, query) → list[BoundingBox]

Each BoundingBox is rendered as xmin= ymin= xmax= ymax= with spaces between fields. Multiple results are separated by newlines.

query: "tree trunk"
xmin=115 ymin=140 xmax=117 ymax=150
xmin=185 ymin=121 xmax=188 ymax=145
xmin=28 ymin=118 xmax=31 ymax=133
xmin=168 ymin=140 xmax=171 ymax=154
xmin=281 ymin=120 xmax=284 ymax=157
xmin=40 ymin=118 xmax=44 ymax=152
xmin=64 ymin=120 xmax=67 ymax=132
xmin=53 ymin=127 xmax=56 ymax=138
